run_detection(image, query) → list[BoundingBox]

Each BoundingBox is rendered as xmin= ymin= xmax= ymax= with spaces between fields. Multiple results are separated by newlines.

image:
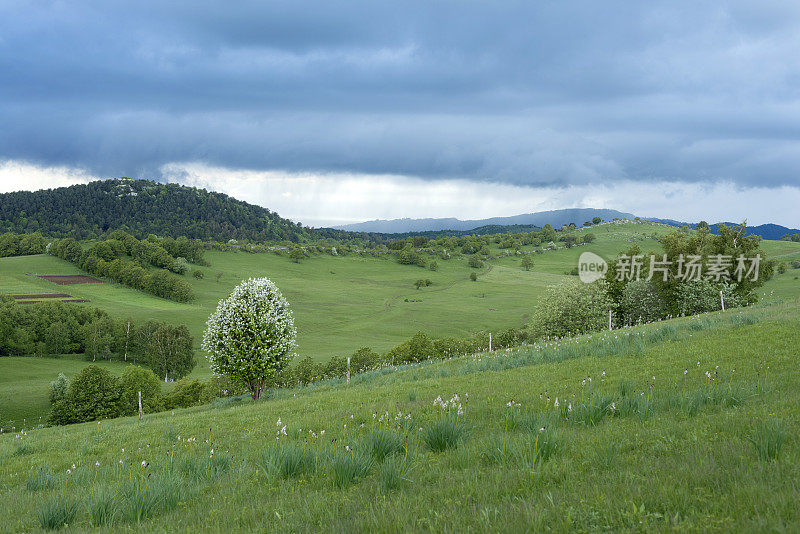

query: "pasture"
xmin=1 ymin=222 xmax=799 ymax=430
xmin=0 ymin=302 xmax=797 ymax=531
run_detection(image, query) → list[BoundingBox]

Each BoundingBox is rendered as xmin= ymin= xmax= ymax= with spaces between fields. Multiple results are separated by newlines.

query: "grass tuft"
xmin=365 ymin=428 xmax=404 ymax=462
xmin=26 ymin=465 xmax=56 ymax=492
xmin=424 ymin=417 xmax=466 ymax=452
xmin=749 ymin=420 xmax=786 ymax=462
xmin=37 ymin=497 xmax=78 ymax=530
xmin=330 ymin=452 xmax=373 ymax=488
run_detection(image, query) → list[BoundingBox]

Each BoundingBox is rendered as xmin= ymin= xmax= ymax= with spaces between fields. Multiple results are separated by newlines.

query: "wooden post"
xmin=489 ymin=333 xmax=492 ymax=352
xmin=720 ymin=290 xmax=725 ymax=312
xmin=346 ymin=357 xmax=351 ymax=386
xmin=609 ymin=310 xmax=612 ymax=331
xmin=138 ymin=391 xmax=143 ymax=420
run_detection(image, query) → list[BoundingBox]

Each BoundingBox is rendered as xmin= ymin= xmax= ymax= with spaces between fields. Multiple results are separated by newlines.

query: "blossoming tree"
xmin=202 ymin=277 xmax=296 ymax=399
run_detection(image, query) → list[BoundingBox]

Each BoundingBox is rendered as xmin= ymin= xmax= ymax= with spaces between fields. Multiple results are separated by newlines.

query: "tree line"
xmin=0 ymin=298 xmax=195 ymax=381
xmin=48 ymin=233 xmax=195 ymax=303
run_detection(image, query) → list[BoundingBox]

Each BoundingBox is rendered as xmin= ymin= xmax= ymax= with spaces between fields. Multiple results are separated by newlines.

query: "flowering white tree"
xmin=202 ymin=278 xmax=296 ymax=399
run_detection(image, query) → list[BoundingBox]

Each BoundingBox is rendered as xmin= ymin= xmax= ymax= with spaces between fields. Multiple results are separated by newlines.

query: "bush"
xmin=119 ymin=366 xmax=162 ymax=415
xmin=620 ymin=280 xmax=666 ymax=325
xmin=163 ymin=378 xmax=211 ymax=409
xmin=528 ymin=280 xmax=613 ymax=338
xmin=469 ymin=272 xmax=478 ymax=282
xmin=47 ymin=365 xmax=122 ymax=426
xmin=674 ymin=280 xmax=741 ymax=315
xmin=468 ymin=256 xmax=484 ymax=269
xmin=351 ymin=347 xmax=381 ymax=372
xmin=193 ymin=269 xmax=204 ymax=279
xmin=48 ymin=373 xmax=70 ymax=404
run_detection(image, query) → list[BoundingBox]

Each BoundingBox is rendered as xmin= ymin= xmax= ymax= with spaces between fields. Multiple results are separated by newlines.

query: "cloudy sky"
xmin=1 ymin=1 xmax=799 ymax=227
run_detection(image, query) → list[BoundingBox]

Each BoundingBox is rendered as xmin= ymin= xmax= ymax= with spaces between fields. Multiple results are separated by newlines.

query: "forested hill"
xmin=0 ymin=179 xmax=340 ymax=242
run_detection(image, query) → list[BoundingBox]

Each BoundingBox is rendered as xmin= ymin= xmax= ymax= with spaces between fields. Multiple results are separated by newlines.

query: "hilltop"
xmin=0 ymin=179 xmax=352 ymax=243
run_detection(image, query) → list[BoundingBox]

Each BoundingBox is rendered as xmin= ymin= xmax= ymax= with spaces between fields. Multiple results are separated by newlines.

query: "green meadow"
xmin=1 ymin=302 xmax=798 ymax=531
xmin=1 ymin=222 xmax=799 ymax=430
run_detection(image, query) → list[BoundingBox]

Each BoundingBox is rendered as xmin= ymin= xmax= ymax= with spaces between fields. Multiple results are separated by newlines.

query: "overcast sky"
xmin=1 ymin=1 xmax=799 ymax=227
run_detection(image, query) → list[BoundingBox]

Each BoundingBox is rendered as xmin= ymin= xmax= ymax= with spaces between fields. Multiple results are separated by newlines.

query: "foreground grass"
xmin=1 ymin=303 xmax=798 ymax=532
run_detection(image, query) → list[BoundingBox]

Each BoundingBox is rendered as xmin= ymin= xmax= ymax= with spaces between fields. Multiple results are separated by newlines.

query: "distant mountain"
xmin=335 ymin=208 xmax=636 ymax=233
xmin=646 ymin=218 xmax=800 ymax=241
xmin=0 ymin=179 xmax=350 ymax=242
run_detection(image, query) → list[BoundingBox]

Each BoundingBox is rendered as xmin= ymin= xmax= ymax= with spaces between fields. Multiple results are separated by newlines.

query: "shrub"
xmin=47 ymin=365 xmax=122 ymax=426
xmin=621 ymin=280 xmax=666 ymax=325
xmin=528 ymin=280 xmax=613 ymax=338
xmin=469 ymin=272 xmax=478 ymax=282
xmin=48 ymin=373 xmax=70 ymax=404
xmin=674 ymin=280 xmax=741 ymax=315
xmin=202 ymin=278 xmax=297 ymax=399
xmin=193 ymin=269 xmax=204 ymax=279
xmin=350 ymin=347 xmax=381 ymax=372
xmin=468 ymin=256 xmax=484 ymax=269
xmin=163 ymin=378 xmax=211 ymax=409
xmin=119 ymin=366 xmax=162 ymax=415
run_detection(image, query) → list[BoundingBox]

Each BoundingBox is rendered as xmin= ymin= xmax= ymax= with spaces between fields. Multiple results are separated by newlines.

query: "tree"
xmin=289 ymin=247 xmax=305 ymax=263
xmin=202 ymin=278 xmax=297 ymax=399
xmin=119 ymin=365 xmax=162 ymax=415
xmin=146 ymin=324 xmax=195 ymax=381
xmin=521 ymin=255 xmax=534 ymax=271
xmin=470 ymin=272 xmax=478 ymax=281
xmin=592 ymin=216 xmax=602 ymax=224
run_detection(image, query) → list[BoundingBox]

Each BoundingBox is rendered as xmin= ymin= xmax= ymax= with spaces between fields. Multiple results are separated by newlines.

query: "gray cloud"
xmin=2 ymin=0 xmax=800 ymax=187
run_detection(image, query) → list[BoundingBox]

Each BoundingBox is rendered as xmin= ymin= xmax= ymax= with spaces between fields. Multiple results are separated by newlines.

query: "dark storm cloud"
xmin=2 ymin=0 xmax=800 ymax=186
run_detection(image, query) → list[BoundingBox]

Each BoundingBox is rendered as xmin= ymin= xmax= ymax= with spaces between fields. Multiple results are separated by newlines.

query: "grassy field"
xmin=0 ymin=357 xmax=131 ymax=429
xmin=1 ymin=222 xmax=799 ymax=431
xmin=0 ymin=302 xmax=797 ymax=532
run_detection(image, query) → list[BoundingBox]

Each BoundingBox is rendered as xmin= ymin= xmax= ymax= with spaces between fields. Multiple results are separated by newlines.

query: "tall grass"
xmin=37 ymin=497 xmax=78 ymax=530
xmin=749 ymin=420 xmax=786 ymax=461
xmin=424 ymin=416 xmax=466 ymax=452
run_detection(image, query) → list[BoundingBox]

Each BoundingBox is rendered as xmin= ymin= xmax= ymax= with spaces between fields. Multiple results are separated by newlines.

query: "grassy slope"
xmin=1 ymin=222 xmax=798 ymax=429
xmin=0 ymin=303 xmax=797 ymax=532
xmin=0 ymin=357 xmax=131 ymax=428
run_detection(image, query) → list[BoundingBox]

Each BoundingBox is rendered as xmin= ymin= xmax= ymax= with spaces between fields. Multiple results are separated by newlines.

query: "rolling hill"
xmin=334 ymin=208 xmax=636 ymax=233
xmin=0 ymin=179 xmax=352 ymax=242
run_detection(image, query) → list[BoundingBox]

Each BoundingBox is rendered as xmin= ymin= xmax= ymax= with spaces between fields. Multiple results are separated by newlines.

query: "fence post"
xmin=346 ymin=357 xmax=351 ymax=386
xmin=489 ymin=333 xmax=492 ymax=352
xmin=608 ymin=310 xmax=612 ymax=331
xmin=138 ymin=391 xmax=143 ymax=420
xmin=720 ymin=290 xmax=725 ymax=312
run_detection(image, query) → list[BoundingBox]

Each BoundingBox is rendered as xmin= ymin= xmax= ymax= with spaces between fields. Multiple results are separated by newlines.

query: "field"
xmin=0 ymin=301 xmax=798 ymax=531
xmin=1 ymin=222 xmax=799 ymax=430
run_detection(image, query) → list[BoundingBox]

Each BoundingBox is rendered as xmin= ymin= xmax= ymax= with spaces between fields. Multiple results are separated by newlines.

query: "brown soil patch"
xmin=38 ymin=275 xmax=105 ymax=285
xmin=10 ymin=293 xmax=72 ymax=299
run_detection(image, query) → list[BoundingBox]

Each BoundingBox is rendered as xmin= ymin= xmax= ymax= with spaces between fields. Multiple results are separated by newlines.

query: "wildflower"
xmin=568 ymin=403 xmax=572 ymax=413
xmin=141 ymin=460 xmax=147 ymax=467
xmin=281 ymin=425 xmax=287 ymax=436
xmin=72 ymin=464 xmax=76 ymax=469
xmin=345 ymin=445 xmax=351 ymax=452
xmin=554 ymin=397 xmax=559 ymax=408
xmin=684 ymin=369 xmax=687 ymax=375
xmin=95 ymin=461 xmax=100 ymax=467
xmin=66 ymin=469 xmax=71 ymax=475
xmin=277 ymin=417 xmax=282 ymax=428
